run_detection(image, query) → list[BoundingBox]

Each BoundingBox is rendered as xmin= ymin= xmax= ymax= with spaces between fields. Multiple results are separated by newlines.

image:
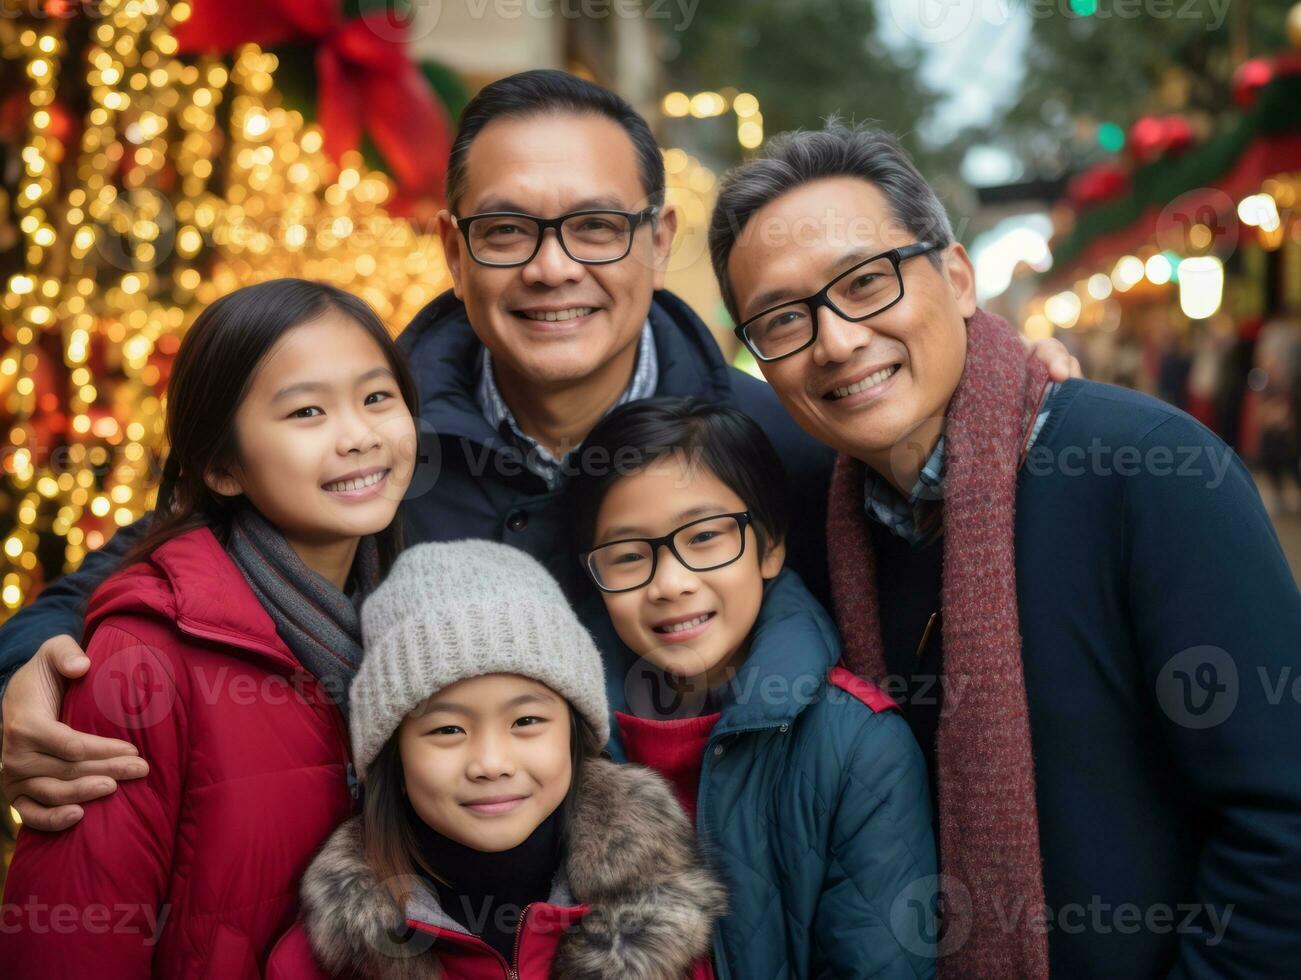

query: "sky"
xmin=875 ymin=0 xmax=1033 ymax=185
xmin=874 ymin=1 xmax=1056 ymax=300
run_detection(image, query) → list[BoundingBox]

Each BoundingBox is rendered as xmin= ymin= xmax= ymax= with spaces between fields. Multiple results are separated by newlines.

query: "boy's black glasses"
xmin=581 ymin=512 xmax=752 ymax=594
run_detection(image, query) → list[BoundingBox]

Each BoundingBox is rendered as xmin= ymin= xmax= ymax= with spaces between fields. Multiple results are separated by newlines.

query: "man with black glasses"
xmin=0 ymin=71 xmax=1076 ymax=833
xmin=710 ymin=120 xmax=1301 ymax=979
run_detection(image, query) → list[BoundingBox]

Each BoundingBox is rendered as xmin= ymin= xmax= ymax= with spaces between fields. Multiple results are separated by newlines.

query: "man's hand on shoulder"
xmin=0 ymin=634 xmax=149 ymax=831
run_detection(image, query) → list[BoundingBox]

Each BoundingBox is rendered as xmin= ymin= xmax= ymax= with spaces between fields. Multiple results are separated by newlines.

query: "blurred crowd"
xmin=1063 ymin=313 xmax=1301 ymax=515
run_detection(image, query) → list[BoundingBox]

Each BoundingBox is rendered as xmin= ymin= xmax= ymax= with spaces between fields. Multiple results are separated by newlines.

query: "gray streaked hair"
xmin=708 ymin=120 xmax=954 ymax=322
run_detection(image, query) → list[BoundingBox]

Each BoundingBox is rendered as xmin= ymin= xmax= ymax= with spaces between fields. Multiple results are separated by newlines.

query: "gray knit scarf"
xmin=224 ymin=505 xmax=381 ymax=719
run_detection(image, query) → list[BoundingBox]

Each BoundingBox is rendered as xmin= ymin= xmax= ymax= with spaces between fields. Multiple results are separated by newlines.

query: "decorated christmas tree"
xmin=0 ymin=0 xmax=461 ymax=619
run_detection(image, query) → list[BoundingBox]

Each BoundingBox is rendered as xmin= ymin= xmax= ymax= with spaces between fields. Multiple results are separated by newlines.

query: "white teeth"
xmin=830 ymin=364 xmax=899 ymax=400
xmin=658 ymin=613 xmax=713 ymax=633
xmin=520 ymin=307 xmax=595 ymax=322
xmin=324 ymin=470 xmax=386 ymax=493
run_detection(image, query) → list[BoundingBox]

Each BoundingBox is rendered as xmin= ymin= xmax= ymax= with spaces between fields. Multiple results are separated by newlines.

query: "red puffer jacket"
xmin=264 ymin=759 xmax=723 ymax=980
xmin=0 ymin=526 xmax=357 ymax=978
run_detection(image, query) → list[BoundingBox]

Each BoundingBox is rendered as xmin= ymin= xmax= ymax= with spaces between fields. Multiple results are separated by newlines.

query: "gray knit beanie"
xmin=349 ymin=540 xmax=610 ymax=775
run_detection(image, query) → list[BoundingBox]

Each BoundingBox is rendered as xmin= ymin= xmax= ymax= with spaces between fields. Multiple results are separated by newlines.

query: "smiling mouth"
xmin=517 ymin=307 xmax=596 ymax=322
xmin=825 ymin=364 xmax=901 ymax=401
xmin=653 ymin=612 xmax=716 ymax=634
xmin=461 ymin=795 xmax=529 ymax=815
xmin=322 ymin=468 xmax=389 ymax=493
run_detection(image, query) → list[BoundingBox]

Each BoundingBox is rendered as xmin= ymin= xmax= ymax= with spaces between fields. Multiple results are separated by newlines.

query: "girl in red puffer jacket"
xmin=1 ymin=278 xmax=422 ymax=977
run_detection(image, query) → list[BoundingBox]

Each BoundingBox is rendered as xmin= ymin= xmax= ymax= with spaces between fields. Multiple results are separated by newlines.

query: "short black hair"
xmin=569 ymin=397 xmax=790 ymax=563
xmin=446 ymin=69 xmax=665 ymax=213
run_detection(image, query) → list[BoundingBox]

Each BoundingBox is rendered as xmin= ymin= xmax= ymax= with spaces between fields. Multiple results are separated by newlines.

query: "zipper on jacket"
xmin=694 ymin=722 xmax=789 ymax=980
xmin=311 ymin=678 xmax=356 ymax=799
xmin=507 ymin=903 xmax=533 ymax=980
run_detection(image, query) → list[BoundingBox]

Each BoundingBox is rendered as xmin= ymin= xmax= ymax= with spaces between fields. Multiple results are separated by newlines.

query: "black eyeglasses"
xmin=453 ymin=206 xmax=659 ymax=268
xmin=734 ymin=241 xmax=942 ymax=362
xmin=581 ymin=512 xmax=752 ymax=594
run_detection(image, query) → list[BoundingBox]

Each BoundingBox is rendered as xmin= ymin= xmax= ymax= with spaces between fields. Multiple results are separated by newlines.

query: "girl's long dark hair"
xmin=362 ymin=708 xmax=604 ymax=909
xmin=122 ymin=278 xmax=419 ymax=575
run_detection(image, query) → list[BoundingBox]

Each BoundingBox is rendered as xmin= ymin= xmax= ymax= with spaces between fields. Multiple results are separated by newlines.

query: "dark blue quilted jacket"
xmin=679 ymin=568 xmax=938 ymax=979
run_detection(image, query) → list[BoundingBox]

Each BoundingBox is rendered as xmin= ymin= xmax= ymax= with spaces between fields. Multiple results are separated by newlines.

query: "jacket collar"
xmin=710 ymin=567 xmax=843 ymax=737
xmin=84 ymin=525 xmax=302 ymax=675
xmin=395 ymin=287 xmax=734 ymax=452
xmin=299 ymin=757 xmax=725 ymax=980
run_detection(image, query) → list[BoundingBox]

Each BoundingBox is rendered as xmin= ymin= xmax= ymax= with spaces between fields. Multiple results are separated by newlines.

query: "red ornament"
xmin=1233 ymin=58 xmax=1274 ymax=108
xmin=1068 ymin=163 xmax=1130 ymax=206
xmin=1128 ymin=115 xmax=1194 ymax=164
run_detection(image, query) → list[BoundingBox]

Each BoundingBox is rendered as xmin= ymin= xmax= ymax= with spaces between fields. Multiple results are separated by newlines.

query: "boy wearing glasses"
xmin=570 ymin=395 xmax=939 ymax=980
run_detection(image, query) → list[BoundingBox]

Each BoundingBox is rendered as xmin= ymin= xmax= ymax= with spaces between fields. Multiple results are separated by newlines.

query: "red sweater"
xmin=615 ymin=710 xmax=721 ymax=820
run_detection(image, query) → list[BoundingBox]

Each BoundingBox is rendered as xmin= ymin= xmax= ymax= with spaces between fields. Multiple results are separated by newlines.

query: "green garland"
xmin=1053 ymin=71 xmax=1301 ymax=268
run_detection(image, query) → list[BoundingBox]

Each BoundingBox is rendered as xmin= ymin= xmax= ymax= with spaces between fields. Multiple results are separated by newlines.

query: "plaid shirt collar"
xmin=476 ymin=318 xmax=659 ymax=489
xmin=864 ymin=382 xmax=1058 ymax=544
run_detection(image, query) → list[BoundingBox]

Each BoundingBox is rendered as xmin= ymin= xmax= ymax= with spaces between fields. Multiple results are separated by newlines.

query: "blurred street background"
xmin=3 ymin=0 xmax=1301 ymax=874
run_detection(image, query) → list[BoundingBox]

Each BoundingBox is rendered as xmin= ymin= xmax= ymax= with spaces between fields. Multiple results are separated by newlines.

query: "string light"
xmin=1 ymin=1 xmax=451 ymax=618
xmin=661 ymin=90 xmax=764 ymax=151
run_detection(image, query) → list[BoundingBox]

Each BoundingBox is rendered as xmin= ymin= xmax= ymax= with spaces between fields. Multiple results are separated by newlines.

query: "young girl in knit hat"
xmin=569 ymin=397 xmax=939 ymax=980
xmin=1 ymin=279 xmax=420 ymax=977
xmin=266 ymin=539 xmax=724 ymax=980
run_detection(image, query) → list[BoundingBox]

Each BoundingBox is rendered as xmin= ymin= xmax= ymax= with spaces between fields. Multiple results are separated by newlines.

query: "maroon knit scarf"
xmin=827 ymin=309 xmax=1051 ymax=978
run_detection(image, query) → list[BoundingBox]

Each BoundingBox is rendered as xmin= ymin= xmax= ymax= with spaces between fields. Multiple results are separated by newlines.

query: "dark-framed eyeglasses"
xmin=734 ymin=241 xmax=943 ymax=362
xmin=581 ymin=512 xmax=752 ymax=594
xmin=453 ymin=206 xmax=660 ymax=268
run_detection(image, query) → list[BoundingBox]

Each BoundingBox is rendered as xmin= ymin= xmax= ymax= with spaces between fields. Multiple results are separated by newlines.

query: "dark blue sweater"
xmin=989 ymin=380 xmax=1298 ymax=977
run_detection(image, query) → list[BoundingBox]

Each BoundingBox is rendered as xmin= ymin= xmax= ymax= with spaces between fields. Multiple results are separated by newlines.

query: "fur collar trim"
xmin=299 ymin=758 xmax=725 ymax=979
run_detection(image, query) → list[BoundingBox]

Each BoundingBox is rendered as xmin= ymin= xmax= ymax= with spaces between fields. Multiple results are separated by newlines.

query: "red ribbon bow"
xmin=173 ymin=0 xmax=451 ymax=201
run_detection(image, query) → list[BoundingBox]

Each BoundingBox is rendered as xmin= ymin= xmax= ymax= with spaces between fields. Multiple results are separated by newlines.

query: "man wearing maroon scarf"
xmin=708 ymin=122 xmax=1301 ymax=979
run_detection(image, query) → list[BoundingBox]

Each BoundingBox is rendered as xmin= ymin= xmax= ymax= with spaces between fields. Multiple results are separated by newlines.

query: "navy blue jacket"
xmin=0 ymin=290 xmax=835 ymax=710
xmin=1013 ymin=380 xmax=1301 ymax=977
xmin=675 ymin=568 xmax=936 ymax=979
